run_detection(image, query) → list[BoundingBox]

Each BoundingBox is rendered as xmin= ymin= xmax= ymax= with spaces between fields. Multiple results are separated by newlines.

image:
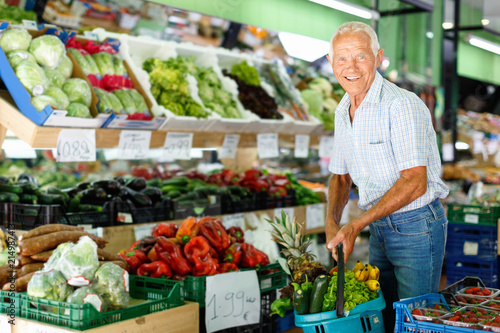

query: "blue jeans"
xmin=368 ymin=199 xmax=447 ymax=332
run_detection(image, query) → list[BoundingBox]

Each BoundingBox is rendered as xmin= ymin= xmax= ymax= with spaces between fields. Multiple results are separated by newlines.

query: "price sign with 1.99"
xmin=257 ymin=133 xmax=279 ymax=159
xmin=56 ymin=129 xmax=96 ymax=162
xmin=163 ymin=132 xmax=193 ymax=160
xmin=118 ymin=130 xmax=152 ymax=160
xmin=205 ymin=271 xmax=260 ymax=333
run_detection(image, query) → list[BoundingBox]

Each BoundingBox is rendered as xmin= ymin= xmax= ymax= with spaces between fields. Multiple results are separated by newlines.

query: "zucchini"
xmin=0 ymin=193 xmax=8 ymax=202
xmin=309 ymin=275 xmax=329 ymax=314
xmin=175 ymin=192 xmax=199 ymax=202
xmin=146 ymin=178 xmax=162 ymax=188
xmin=38 ymin=194 xmax=66 ymax=205
xmin=194 ymin=186 xmax=220 ymax=196
xmin=67 ymin=197 xmax=80 ymax=212
xmin=163 ymin=191 xmax=181 ymax=199
xmin=3 ymin=192 xmax=19 ymax=203
xmin=161 ymin=184 xmax=184 ymax=194
xmin=293 ymin=289 xmax=309 ymax=315
xmin=20 ymin=194 xmax=37 ymax=204
xmin=47 ymin=186 xmax=70 ymax=201
xmin=16 ymin=182 xmax=38 ymax=194
xmin=0 ymin=184 xmax=23 ymax=194
xmin=162 ymin=177 xmax=189 ymax=187
xmin=77 ymin=204 xmax=103 ymax=212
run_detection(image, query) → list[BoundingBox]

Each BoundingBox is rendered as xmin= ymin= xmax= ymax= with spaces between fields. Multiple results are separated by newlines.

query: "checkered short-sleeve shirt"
xmin=328 ymin=72 xmax=449 ymax=213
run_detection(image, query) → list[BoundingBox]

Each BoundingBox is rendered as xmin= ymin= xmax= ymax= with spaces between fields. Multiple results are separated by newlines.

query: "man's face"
xmin=329 ymin=32 xmax=383 ymax=101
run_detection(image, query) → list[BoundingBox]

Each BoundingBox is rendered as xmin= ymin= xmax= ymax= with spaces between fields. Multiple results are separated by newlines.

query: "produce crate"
xmin=0 ymin=203 xmax=10 ymax=226
xmin=446 ymin=255 xmax=498 ymax=288
xmin=0 ymin=291 xmax=23 ymax=316
xmin=276 ymin=309 xmax=296 ymax=333
xmin=170 ymin=196 xmax=221 ymax=220
xmin=114 ymin=199 xmax=170 ymax=224
xmin=446 ymin=223 xmax=497 ymax=259
xmin=10 ymin=203 xmax=65 ymax=230
xmin=439 ymin=276 xmax=489 ymax=306
xmin=183 ymin=262 xmax=286 ymax=307
xmin=58 ymin=201 xmax=116 ymax=228
xmin=447 ymin=204 xmax=500 ymax=226
xmin=22 ymin=274 xmax=183 ymax=330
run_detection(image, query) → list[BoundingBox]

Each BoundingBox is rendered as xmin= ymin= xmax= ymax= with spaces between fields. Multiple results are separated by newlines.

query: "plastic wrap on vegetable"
xmin=0 ymin=28 xmax=32 ymax=53
xmin=112 ymin=55 xmax=127 ymax=77
xmin=6 ymin=50 xmax=36 ymax=70
xmin=106 ymin=91 xmax=124 ymax=113
xmin=92 ymin=263 xmax=129 ymax=310
xmin=93 ymin=52 xmax=114 ymax=76
xmin=67 ymin=48 xmax=91 ymax=75
xmin=113 ymin=89 xmax=136 ymax=115
xmin=66 ymin=286 xmax=107 ymax=313
xmin=94 ymin=87 xmax=112 ymax=113
xmin=62 ymin=78 xmax=92 ymax=107
xmin=27 ymin=269 xmax=73 ymax=301
xmin=31 ymin=95 xmax=57 ymax=111
xmin=84 ymin=54 xmax=101 ymax=76
xmin=67 ymin=102 xmax=91 ymax=118
xmin=56 ymin=54 xmax=73 ymax=80
xmin=45 ymin=86 xmax=70 ymax=110
xmin=16 ymin=60 xmax=49 ymax=96
xmin=29 ymin=35 xmax=66 ymax=69
xmin=128 ymin=89 xmax=148 ymax=114
xmin=43 ymin=68 xmax=65 ymax=89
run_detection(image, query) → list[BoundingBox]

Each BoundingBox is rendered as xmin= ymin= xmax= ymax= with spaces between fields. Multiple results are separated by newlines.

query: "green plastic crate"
xmin=182 ymin=261 xmax=287 ymax=307
xmin=447 ymin=204 xmax=500 ymax=226
xmin=21 ymin=274 xmax=183 ymax=331
xmin=0 ymin=291 xmax=23 ymax=316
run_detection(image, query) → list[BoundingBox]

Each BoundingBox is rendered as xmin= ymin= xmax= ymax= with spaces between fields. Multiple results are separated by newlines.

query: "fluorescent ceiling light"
xmin=468 ymin=35 xmax=500 ymax=55
xmin=482 ymin=19 xmax=490 ymax=26
xmin=278 ymin=32 xmax=329 ymax=62
xmin=309 ymin=0 xmax=379 ymax=20
xmin=455 ymin=141 xmax=469 ymax=150
xmin=442 ymin=22 xmax=454 ymax=29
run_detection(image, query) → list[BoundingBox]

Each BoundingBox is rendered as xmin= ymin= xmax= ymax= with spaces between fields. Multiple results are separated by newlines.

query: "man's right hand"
xmin=325 ymin=217 xmax=340 ymax=251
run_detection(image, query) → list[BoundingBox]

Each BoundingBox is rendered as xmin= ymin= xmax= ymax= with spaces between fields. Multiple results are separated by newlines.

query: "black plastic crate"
xmin=115 ymin=199 xmax=170 ymax=224
xmin=170 ymin=196 xmax=221 ymax=220
xmin=11 ymin=203 xmax=65 ymax=230
xmin=0 ymin=202 xmax=11 ymax=226
xmin=59 ymin=201 xmax=115 ymax=228
xmin=439 ymin=276 xmax=487 ymax=305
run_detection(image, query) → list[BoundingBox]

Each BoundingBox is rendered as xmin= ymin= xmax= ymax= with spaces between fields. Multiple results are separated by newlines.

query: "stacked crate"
xmin=446 ymin=204 xmax=499 ymax=287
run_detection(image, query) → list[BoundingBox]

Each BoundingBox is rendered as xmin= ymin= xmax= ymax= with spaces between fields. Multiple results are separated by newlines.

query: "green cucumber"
xmin=293 ymin=288 xmax=309 ymax=315
xmin=16 ymin=182 xmax=39 ymax=194
xmin=4 ymin=192 xmax=19 ymax=203
xmin=0 ymin=184 xmax=23 ymax=194
xmin=20 ymin=194 xmax=37 ymax=204
xmin=162 ymin=177 xmax=189 ymax=187
xmin=309 ymin=275 xmax=329 ymax=314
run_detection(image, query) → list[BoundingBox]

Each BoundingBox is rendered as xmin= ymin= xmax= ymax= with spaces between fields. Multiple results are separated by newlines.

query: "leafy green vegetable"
xmin=67 ymin=48 xmax=91 ymax=75
xmin=94 ymin=87 xmax=112 ymax=113
xmin=84 ymin=54 xmax=101 ymax=76
xmin=92 ymin=263 xmax=129 ymax=310
xmin=16 ymin=60 xmax=49 ymax=96
xmin=0 ymin=4 xmax=36 ymax=24
xmin=113 ymin=89 xmax=136 ymax=115
xmin=29 ymin=35 xmax=66 ymax=69
xmin=106 ymin=91 xmax=124 ymax=113
xmin=62 ymin=78 xmax=92 ymax=107
xmin=308 ymin=77 xmax=333 ymax=99
xmin=0 ymin=249 xmax=9 ymax=266
xmin=27 ymin=270 xmax=73 ymax=301
xmin=45 ymin=86 xmax=70 ymax=110
xmin=301 ymin=89 xmax=323 ymax=117
xmin=67 ymin=103 xmax=91 ymax=118
xmin=6 ymin=50 xmax=36 ymax=70
xmin=127 ymin=89 xmax=148 ymax=113
xmin=67 ymin=286 xmax=107 ymax=312
xmin=56 ymin=54 xmax=73 ymax=80
xmin=231 ymin=60 xmax=261 ymax=87
xmin=0 ymin=28 xmax=32 ymax=53
xmin=30 ymin=95 xmax=57 ymax=112
xmin=92 ymin=52 xmax=114 ymax=76
xmin=112 ymin=55 xmax=127 ymax=76
xmin=43 ymin=68 xmax=65 ymax=89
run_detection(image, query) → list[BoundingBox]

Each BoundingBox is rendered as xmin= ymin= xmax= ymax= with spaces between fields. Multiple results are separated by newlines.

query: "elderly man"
xmin=325 ymin=21 xmax=449 ymax=331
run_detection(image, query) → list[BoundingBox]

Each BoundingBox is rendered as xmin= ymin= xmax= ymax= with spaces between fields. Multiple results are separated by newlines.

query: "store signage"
xmin=257 ymin=133 xmax=279 ymax=159
xmin=205 ymin=271 xmax=261 ymax=333
xmin=274 ymin=207 xmax=294 ymax=224
xmin=219 ymin=134 xmax=240 ymax=159
xmin=56 ymin=129 xmax=96 ymax=162
xmin=163 ymin=132 xmax=193 ymax=160
xmin=318 ymin=136 xmax=334 ymax=158
xmin=294 ymin=135 xmax=310 ymax=158
xmin=134 ymin=225 xmax=155 ymax=241
xmin=306 ymin=203 xmax=326 ymax=229
xmin=117 ymin=130 xmax=152 ymax=160
xmin=222 ymin=213 xmax=245 ymax=229
xmin=23 ymin=20 xmax=38 ymax=30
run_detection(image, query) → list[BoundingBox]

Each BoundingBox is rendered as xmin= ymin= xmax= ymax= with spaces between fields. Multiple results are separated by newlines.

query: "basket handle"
xmin=336 ymin=243 xmax=344 ymax=318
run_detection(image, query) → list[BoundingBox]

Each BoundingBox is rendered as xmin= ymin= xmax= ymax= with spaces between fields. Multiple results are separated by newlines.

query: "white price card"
xmin=205 ymin=271 xmax=261 ymax=333
xmin=442 ymin=143 xmax=455 ymax=162
xmin=294 ymin=135 xmax=310 ymax=158
xmin=306 ymin=203 xmax=326 ymax=229
xmin=318 ymin=136 xmax=335 ymax=158
xmin=134 ymin=225 xmax=155 ymax=241
xmin=163 ymin=132 xmax=193 ymax=160
xmin=219 ymin=134 xmax=240 ymax=159
xmin=84 ymin=30 xmax=99 ymax=40
xmin=0 ymin=314 xmax=12 ymax=333
xmin=274 ymin=207 xmax=294 ymax=224
xmin=23 ymin=20 xmax=38 ymax=30
xmin=82 ymin=227 xmax=103 ymax=238
xmin=257 ymin=133 xmax=279 ymax=159
xmin=464 ymin=214 xmax=479 ymax=224
xmin=56 ymin=129 xmax=96 ymax=162
xmin=117 ymin=130 xmax=152 ymax=160
xmin=463 ymin=241 xmax=479 ymax=256
xmin=222 ymin=213 xmax=245 ymax=229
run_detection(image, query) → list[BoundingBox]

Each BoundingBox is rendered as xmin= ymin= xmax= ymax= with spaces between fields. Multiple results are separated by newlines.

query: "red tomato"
xmin=482 ymin=288 xmax=492 ymax=296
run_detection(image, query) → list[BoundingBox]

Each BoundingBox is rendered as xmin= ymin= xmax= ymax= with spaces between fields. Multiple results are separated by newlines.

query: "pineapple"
xmin=268 ymin=211 xmax=327 ymax=281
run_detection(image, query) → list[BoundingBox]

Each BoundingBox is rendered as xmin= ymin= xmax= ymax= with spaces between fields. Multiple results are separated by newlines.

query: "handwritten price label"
xmin=134 ymin=225 xmax=155 ymax=241
xmin=163 ymin=132 xmax=193 ymax=160
xmin=222 ymin=213 xmax=245 ymax=229
xmin=219 ymin=134 xmax=240 ymax=159
xmin=118 ymin=130 xmax=152 ymax=160
xmin=319 ymin=136 xmax=335 ymax=158
xmin=306 ymin=203 xmax=325 ymax=229
xmin=257 ymin=133 xmax=279 ymax=159
xmin=205 ymin=271 xmax=260 ymax=333
xmin=56 ymin=129 xmax=96 ymax=162
xmin=294 ymin=135 xmax=310 ymax=158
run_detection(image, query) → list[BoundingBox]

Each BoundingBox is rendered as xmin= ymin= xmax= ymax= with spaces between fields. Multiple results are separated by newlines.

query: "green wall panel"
xmin=458 ymin=41 xmax=500 ymax=86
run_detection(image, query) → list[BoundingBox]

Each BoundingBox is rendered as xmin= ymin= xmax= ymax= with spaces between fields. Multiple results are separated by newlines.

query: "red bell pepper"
xmin=119 ymin=249 xmax=148 ymax=274
xmin=184 ymin=236 xmax=210 ymax=262
xmin=148 ymin=247 xmax=158 ymax=262
xmin=218 ymin=262 xmax=239 ymax=273
xmin=137 ymin=261 xmax=172 ymax=279
xmin=152 ymin=223 xmax=179 ymax=238
xmin=128 ymin=239 xmax=142 ymax=251
xmin=269 ymin=186 xmax=287 ymax=197
xmin=243 ymin=169 xmax=262 ymax=180
xmin=240 ymin=243 xmax=270 ymax=268
xmin=227 ymin=226 xmax=244 ymax=243
xmin=156 ymin=237 xmax=192 ymax=275
xmin=192 ymin=254 xmax=218 ymax=276
xmin=223 ymin=243 xmax=242 ymax=265
xmin=198 ymin=217 xmax=230 ymax=253
xmin=176 ymin=217 xmax=200 ymax=245
xmin=137 ymin=236 xmax=158 ymax=254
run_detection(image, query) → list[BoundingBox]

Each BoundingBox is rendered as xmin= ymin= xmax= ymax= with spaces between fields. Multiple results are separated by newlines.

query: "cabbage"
xmin=15 ymin=60 xmax=49 ymax=96
xmin=84 ymin=54 xmax=100 ymax=76
xmin=56 ymin=54 xmax=73 ymax=79
xmin=6 ymin=50 xmax=36 ymax=70
xmin=106 ymin=91 xmax=124 ymax=113
xmin=0 ymin=28 xmax=32 ymax=53
xmin=43 ymin=68 xmax=65 ymax=89
xmin=27 ymin=270 xmax=73 ymax=302
xmin=93 ymin=88 xmax=112 ymax=113
xmin=29 ymin=35 xmax=66 ymax=69
xmin=68 ymin=48 xmax=91 ymax=75
xmin=30 ymin=95 xmax=57 ymax=111
xmin=62 ymin=78 xmax=92 ymax=107
xmin=92 ymin=263 xmax=129 ymax=310
xmin=128 ymin=89 xmax=148 ymax=113
xmin=45 ymin=87 xmax=70 ymax=110
xmin=301 ymin=89 xmax=323 ymax=117
xmin=113 ymin=89 xmax=136 ymax=114
xmin=92 ymin=52 xmax=114 ymax=76
xmin=308 ymin=77 xmax=332 ymax=99
xmin=67 ymin=103 xmax=91 ymax=118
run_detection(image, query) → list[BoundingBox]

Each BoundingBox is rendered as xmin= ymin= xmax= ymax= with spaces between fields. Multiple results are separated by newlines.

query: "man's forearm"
xmin=327 ymin=174 xmax=352 ymax=225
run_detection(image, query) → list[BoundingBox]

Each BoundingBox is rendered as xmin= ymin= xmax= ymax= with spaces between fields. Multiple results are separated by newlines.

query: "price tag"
xmin=134 ymin=225 xmax=154 ymax=241
xmin=56 ymin=129 xmax=96 ymax=162
xmin=163 ymin=132 xmax=193 ymax=160
xmin=463 ymin=241 xmax=479 ymax=256
xmin=222 ymin=214 xmax=245 ymax=229
xmin=0 ymin=315 xmax=12 ymax=333
xmin=306 ymin=203 xmax=325 ymax=229
xmin=318 ymin=136 xmax=335 ymax=158
xmin=117 ymin=130 xmax=152 ymax=160
xmin=205 ymin=271 xmax=260 ymax=333
xmin=464 ymin=214 xmax=479 ymax=224
xmin=116 ymin=212 xmax=133 ymax=224
xmin=274 ymin=207 xmax=294 ymax=223
xmin=257 ymin=133 xmax=279 ymax=159
xmin=23 ymin=20 xmax=38 ymax=30
xmin=84 ymin=31 xmax=99 ymax=41
xmin=219 ymin=134 xmax=240 ymax=159
xmin=82 ymin=227 xmax=103 ymax=238
xmin=294 ymin=135 xmax=310 ymax=158
xmin=442 ymin=143 xmax=455 ymax=162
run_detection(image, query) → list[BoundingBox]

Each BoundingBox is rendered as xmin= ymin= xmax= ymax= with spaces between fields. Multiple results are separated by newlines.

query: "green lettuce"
xmin=16 ymin=60 xmax=49 ymax=95
xmin=0 ymin=28 xmax=32 ymax=53
xmin=56 ymin=54 xmax=73 ymax=79
xmin=45 ymin=86 xmax=70 ymax=110
xmin=62 ymin=78 xmax=92 ymax=107
xmin=6 ymin=50 xmax=36 ymax=70
xmin=67 ymin=103 xmax=91 ymax=118
xmin=29 ymin=35 xmax=66 ymax=69
xmin=43 ymin=68 xmax=65 ymax=89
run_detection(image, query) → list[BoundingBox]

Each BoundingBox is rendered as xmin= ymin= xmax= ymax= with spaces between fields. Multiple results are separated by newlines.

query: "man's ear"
xmin=376 ymin=49 xmax=384 ymax=68
xmin=326 ymin=54 xmax=331 ymax=63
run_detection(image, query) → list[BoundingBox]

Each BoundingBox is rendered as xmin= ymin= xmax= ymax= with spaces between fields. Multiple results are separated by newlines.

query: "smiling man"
xmin=325 ymin=22 xmax=449 ymax=332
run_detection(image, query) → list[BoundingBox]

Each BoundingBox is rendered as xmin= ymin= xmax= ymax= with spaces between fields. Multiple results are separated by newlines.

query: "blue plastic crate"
xmin=446 ymin=255 xmax=498 ymax=288
xmin=276 ymin=309 xmax=295 ymax=333
xmin=446 ymin=223 xmax=497 ymax=259
xmin=294 ymin=290 xmax=385 ymax=333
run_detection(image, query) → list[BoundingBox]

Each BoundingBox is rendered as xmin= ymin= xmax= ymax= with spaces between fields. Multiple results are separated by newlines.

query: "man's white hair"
xmin=329 ymin=22 xmax=380 ymax=60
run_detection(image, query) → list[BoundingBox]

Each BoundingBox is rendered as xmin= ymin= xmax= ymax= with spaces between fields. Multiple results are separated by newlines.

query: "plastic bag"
xmin=113 ymin=89 xmax=136 ymax=115
xmin=16 ymin=60 xmax=49 ymax=96
xmin=56 ymin=54 xmax=73 ymax=79
xmin=29 ymin=35 xmax=66 ymax=69
xmin=106 ymin=91 xmax=124 ymax=113
xmin=67 ymin=286 xmax=107 ymax=313
xmin=43 ymin=68 xmax=65 ymax=89
xmin=62 ymin=78 xmax=92 ymax=107
xmin=6 ymin=50 xmax=36 ymax=70
xmin=67 ymin=103 xmax=91 ymax=118
xmin=128 ymin=89 xmax=148 ymax=114
xmin=30 ymin=95 xmax=57 ymax=111
xmin=92 ymin=263 xmax=129 ymax=310
xmin=45 ymin=86 xmax=70 ymax=110
xmin=27 ymin=269 xmax=73 ymax=301
xmin=94 ymin=87 xmax=112 ymax=113
xmin=0 ymin=28 xmax=32 ymax=53
xmin=93 ymin=52 xmax=114 ymax=76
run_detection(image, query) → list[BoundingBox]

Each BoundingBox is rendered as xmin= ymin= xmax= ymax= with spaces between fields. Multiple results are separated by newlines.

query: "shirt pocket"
xmin=360 ymin=140 xmax=398 ymax=183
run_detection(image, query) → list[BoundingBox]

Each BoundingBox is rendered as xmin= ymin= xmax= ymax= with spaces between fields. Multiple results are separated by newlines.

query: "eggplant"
xmin=121 ymin=186 xmax=152 ymax=207
xmin=92 ymin=179 xmax=121 ymax=195
xmin=125 ymin=177 xmax=147 ymax=191
xmin=141 ymin=187 xmax=162 ymax=204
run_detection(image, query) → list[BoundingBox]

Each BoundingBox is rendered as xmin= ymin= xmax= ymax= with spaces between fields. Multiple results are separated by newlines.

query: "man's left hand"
xmin=327 ymin=222 xmax=361 ymax=263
